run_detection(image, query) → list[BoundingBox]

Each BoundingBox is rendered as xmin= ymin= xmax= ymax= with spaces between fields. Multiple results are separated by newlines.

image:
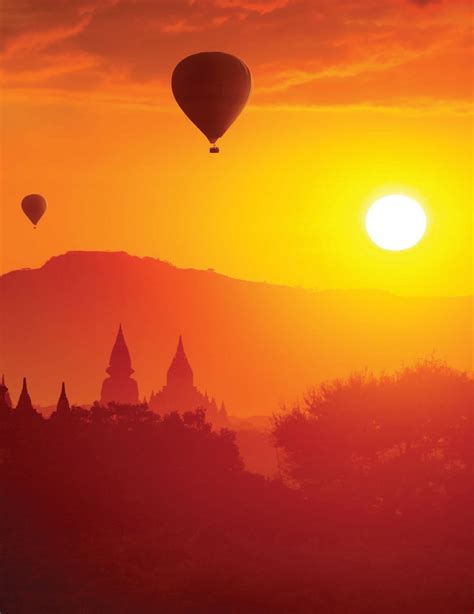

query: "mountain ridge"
xmin=7 ymin=250 xmax=472 ymax=300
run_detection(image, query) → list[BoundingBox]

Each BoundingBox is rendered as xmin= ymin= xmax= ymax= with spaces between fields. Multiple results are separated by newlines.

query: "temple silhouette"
xmin=0 ymin=377 xmax=71 ymax=420
xmin=16 ymin=377 xmax=37 ymax=415
xmin=100 ymin=325 xmax=139 ymax=406
xmin=98 ymin=328 xmax=229 ymax=427
xmin=52 ymin=382 xmax=71 ymax=418
xmin=149 ymin=335 xmax=229 ymax=427
xmin=0 ymin=377 xmax=43 ymax=422
xmin=0 ymin=375 xmax=12 ymax=412
xmin=1 ymin=375 xmax=12 ymax=408
xmin=1 ymin=328 xmax=230 ymax=428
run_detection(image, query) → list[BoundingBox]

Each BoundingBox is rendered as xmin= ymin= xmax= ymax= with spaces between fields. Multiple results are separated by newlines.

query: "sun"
xmin=365 ymin=195 xmax=427 ymax=251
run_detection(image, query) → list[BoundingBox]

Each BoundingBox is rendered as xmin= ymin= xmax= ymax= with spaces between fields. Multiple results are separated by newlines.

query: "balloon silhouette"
xmin=21 ymin=194 xmax=47 ymax=228
xmin=172 ymin=52 xmax=251 ymax=153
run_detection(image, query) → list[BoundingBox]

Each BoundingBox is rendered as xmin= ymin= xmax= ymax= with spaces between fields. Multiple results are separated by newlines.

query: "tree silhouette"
xmin=273 ymin=360 xmax=472 ymax=515
xmin=2 ymin=361 xmax=472 ymax=613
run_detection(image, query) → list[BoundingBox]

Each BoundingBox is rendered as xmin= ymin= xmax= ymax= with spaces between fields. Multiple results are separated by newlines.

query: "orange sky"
xmin=1 ymin=0 xmax=472 ymax=296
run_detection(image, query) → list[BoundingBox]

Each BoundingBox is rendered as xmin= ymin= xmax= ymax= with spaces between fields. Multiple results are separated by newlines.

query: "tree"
xmin=273 ymin=359 xmax=473 ymax=520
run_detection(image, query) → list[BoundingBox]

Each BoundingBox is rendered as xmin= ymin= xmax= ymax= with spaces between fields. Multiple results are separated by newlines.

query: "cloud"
xmin=1 ymin=0 xmax=471 ymax=112
xmin=3 ymin=15 xmax=92 ymax=57
xmin=409 ymin=0 xmax=441 ymax=5
xmin=214 ymin=0 xmax=290 ymax=15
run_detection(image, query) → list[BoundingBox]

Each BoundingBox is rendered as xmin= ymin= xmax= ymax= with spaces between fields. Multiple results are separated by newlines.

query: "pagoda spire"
xmin=100 ymin=324 xmax=139 ymax=405
xmin=1 ymin=375 xmax=12 ymax=408
xmin=0 ymin=375 xmax=11 ymax=414
xmin=16 ymin=377 xmax=35 ymax=414
xmin=148 ymin=337 xmax=222 ymax=420
xmin=106 ymin=324 xmax=134 ymax=378
xmin=167 ymin=335 xmax=194 ymax=388
xmin=56 ymin=382 xmax=71 ymax=414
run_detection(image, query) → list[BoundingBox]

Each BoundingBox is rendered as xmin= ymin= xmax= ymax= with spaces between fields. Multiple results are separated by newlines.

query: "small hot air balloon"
xmin=21 ymin=194 xmax=47 ymax=228
xmin=172 ymin=52 xmax=251 ymax=153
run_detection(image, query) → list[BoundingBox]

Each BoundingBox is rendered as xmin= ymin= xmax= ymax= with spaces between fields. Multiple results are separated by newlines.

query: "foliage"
xmin=1 ymin=361 xmax=472 ymax=613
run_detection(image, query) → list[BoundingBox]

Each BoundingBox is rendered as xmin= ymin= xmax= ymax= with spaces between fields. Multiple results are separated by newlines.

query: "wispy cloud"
xmin=1 ymin=0 xmax=471 ymax=113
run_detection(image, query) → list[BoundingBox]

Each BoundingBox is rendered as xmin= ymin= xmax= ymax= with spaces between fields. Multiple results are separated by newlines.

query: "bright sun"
xmin=365 ymin=195 xmax=427 ymax=251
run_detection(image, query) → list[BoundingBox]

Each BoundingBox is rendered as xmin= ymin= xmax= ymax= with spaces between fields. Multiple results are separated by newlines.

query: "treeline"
xmin=1 ymin=360 xmax=472 ymax=613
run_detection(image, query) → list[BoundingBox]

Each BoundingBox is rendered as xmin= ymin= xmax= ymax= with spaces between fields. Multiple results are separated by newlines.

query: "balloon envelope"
xmin=21 ymin=194 xmax=47 ymax=227
xmin=172 ymin=52 xmax=251 ymax=148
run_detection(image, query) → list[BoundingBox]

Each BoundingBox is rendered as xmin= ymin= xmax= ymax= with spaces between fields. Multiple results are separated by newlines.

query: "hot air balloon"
xmin=172 ymin=52 xmax=251 ymax=153
xmin=21 ymin=194 xmax=47 ymax=228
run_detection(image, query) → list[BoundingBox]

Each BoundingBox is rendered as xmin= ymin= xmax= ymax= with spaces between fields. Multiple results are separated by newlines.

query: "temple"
xmin=0 ymin=375 xmax=11 ymax=415
xmin=2 ymin=331 xmax=230 ymax=425
xmin=16 ymin=377 xmax=39 ymax=416
xmin=55 ymin=382 xmax=71 ymax=415
xmin=1 ymin=375 xmax=12 ymax=408
xmin=149 ymin=336 xmax=229 ymax=427
xmin=100 ymin=325 xmax=139 ymax=405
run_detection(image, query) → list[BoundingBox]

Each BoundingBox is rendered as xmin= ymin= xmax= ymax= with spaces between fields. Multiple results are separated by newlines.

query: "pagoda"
xmin=100 ymin=325 xmax=139 ymax=405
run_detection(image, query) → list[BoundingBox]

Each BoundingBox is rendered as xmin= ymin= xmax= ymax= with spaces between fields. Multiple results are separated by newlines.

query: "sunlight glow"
xmin=365 ymin=195 xmax=427 ymax=251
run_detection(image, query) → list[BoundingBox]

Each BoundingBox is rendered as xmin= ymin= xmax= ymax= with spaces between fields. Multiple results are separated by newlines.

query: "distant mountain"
xmin=0 ymin=251 xmax=472 ymax=414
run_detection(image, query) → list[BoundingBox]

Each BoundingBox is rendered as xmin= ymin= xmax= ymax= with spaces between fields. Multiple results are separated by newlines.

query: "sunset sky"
xmin=1 ymin=0 xmax=472 ymax=296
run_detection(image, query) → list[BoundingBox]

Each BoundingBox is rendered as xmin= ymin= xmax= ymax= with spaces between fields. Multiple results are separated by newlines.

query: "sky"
xmin=1 ymin=0 xmax=472 ymax=296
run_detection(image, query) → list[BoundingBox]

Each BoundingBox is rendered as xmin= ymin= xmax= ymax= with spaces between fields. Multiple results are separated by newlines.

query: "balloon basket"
xmin=209 ymin=146 xmax=220 ymax=154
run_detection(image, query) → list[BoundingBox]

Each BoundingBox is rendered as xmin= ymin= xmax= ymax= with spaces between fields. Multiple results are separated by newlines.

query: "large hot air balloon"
xmin=172 ymin=52 xmax=251 ymax=153
xmin=21 ymin=194 xmax=47 ymax=228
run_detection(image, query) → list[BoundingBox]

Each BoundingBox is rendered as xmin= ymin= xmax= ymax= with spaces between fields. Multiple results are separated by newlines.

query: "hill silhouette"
xmin=0 ymin=251 xmax=471 ymax=413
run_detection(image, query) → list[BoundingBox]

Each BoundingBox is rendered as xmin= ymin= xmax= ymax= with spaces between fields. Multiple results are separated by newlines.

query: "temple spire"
xmin=16 ymin=377 xmax=35 ymax=414
xmin=56 ymin=382 xmax=71 ymax=414
xmin=167 ymin=335 xmax=193 ymax=388
xmin=1 ymin=375 xmax=12 ymax=408
xmin=0 ymin=375 xmax=11 ymax=414
xmin=149 ymin=337 xmax=228 ymax=426
xmin=106 ymin=324 xmax=134 ymax=378
xmin=100 ymin=324 xmax=139 ymax=405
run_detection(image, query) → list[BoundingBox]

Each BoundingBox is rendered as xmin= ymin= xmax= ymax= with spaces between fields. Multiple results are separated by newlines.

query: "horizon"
xmin=1 ymin=248 xmax=471 ymax=410
xmin=2 ymin=248 xmax=474 ymax=300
